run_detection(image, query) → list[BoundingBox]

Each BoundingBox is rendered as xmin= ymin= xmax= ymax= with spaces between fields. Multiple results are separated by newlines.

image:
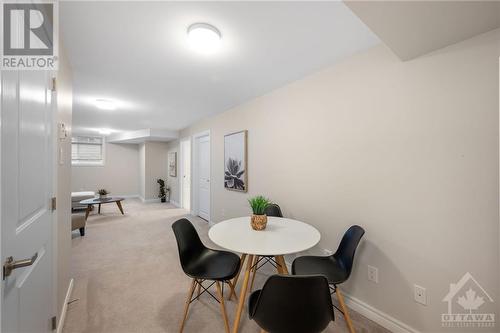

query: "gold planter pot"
xmin=251 ymin=214 xmax=267 ymax=231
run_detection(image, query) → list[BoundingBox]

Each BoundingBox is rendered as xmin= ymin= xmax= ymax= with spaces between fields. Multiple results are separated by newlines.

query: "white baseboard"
xmin=171 ymin=200 xmax=180 ymax=207
xmin=118 ymin=194 xmax=140 ymax=199
xmin=56 ymin=278 xmax=74 ymax=333
xmin=284 ymin=250 xmax=418 ymax=333
xmin=342 ymin=291 xmax=420 ymax=333
xmin=139 ymin=196 xmax=160 ymax=203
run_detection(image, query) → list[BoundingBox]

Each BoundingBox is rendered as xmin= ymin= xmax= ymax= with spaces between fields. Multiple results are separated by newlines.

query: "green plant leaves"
xmin=248 ymin=195 xmax=271 ymax=215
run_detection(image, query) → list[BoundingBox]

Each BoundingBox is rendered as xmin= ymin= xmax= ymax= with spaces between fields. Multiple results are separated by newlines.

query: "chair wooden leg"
xmin=232 ymin=254 xmax=254 ymax=333
xmin=274 ymin=256 xmax=289 ymax=274
xmin=336 ymin=287 xmax=356 ymax=333
xmin=230 ymin=254 xmax=246 ymax=300
xmin=196 ymin=282 xmax=202 ymax=299
xmin=249 ymin=256 xmax=259 ymax=292
xmin=215 ymin=281 xmax=230 ymax=333
xmin=227 ymin=280 xmax=238 ymax=301
xmin=179 ymin=279 xmax=196 ymax=333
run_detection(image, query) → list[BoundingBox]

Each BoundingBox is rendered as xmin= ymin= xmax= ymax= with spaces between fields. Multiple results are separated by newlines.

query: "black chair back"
xmin=172 ymin=218 xmax=206 ymax=272
xmin=249 ymin=275 xmax=334 ymax=333
xmin=265 ymin=203 xmax=283 ymax=217
xmin=333 ymin=225 xmax=365 ymax=279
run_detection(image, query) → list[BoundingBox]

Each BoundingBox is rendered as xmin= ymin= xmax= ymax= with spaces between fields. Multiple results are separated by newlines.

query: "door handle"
xmin=3 ymin=253 xmax=38 ymax=280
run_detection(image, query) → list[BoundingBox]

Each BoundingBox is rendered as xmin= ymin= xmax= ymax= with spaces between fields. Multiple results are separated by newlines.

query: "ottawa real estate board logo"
xmin=1 ymin=1 xmax=58 ymax=70
xmin=442 ymin=272 xmax=495 ymax=329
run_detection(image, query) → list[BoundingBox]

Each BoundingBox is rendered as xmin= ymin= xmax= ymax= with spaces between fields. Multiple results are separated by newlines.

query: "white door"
xmin=1 ymin=70 xmax=55 ymax=332
xmin=197 ymin=135 xmax=210 ymax=221
xmin=180 ymin=139 xmax=191 ymax=211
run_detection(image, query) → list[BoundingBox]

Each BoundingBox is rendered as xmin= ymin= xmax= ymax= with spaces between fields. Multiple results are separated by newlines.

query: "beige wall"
xmin=72 ymin=142 xmax=140 ymax=196
xmin=55 ymin=45 xmax=73 ymax=325
xmin=177 ymin=29 xmax=500 ymax=332
xmin=144 ymin=142 xmax=169 ymax=201
xmin=139 ymin=143 xmax=146 ymax=199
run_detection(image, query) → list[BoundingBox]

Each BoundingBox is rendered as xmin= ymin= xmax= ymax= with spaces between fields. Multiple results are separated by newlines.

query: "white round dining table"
xmin=208 ymin=216 xmax=321 ymax=333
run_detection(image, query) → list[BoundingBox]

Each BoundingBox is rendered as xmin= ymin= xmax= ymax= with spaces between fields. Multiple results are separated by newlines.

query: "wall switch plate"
xmin=368 ymin=265 xmax=378 ymax=283
xmin=414 ymin=285 xmax=427 ymax=305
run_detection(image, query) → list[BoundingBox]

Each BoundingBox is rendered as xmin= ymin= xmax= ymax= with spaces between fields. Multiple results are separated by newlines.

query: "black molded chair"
xmin=172 ymin=218 xmax=240 ymax=333
xmin=248 ymin=204 xmax=284 ymax=290
xmin=292 ymin=225 xmax=365 ymax=333
xmin=248 ymin=275 xmax=334 ymax=333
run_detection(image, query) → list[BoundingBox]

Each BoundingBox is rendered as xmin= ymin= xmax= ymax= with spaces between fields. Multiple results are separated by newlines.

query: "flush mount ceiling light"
xmin=94 ymin=99 xmax=116 ymax=110
xmin=187 ymin=23 xmax=222 ymax=54
xmin=98 ymin=128 xmax=112 ymax=135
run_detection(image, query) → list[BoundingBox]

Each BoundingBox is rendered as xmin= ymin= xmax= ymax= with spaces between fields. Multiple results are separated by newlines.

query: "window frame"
xmin=71 ymin=135 xmax=106 ymax=167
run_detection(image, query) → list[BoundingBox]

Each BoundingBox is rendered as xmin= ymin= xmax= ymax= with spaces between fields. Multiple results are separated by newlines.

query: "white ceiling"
xmin=346 ymin=0 xmax=500 ymax=61
xmin=60 ymin=1 xmax=379 ymax=135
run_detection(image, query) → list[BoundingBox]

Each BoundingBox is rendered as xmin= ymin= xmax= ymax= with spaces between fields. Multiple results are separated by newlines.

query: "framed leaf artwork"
xmin=224 ymin=130 xmax=247 ymax=192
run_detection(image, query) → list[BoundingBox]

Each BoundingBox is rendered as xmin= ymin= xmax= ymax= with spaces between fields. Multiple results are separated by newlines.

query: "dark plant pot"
xmin=160 ymin=197 xmax=166 ymax=203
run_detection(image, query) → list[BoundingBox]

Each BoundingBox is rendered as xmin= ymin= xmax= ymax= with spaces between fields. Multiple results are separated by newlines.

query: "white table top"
xmin=208 ymin=216 xmax=321 ymax=256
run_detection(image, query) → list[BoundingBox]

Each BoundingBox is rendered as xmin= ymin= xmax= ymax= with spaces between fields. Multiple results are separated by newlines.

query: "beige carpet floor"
xmin=63 ymin=199 xmax=389 ymax=333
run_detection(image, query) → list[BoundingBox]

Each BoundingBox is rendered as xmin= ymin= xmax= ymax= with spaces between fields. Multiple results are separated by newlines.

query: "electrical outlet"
xmin=367 ymin=265 xmax=378 ymax=283
xmin=414 ymin=285 xmax=427 ymax=305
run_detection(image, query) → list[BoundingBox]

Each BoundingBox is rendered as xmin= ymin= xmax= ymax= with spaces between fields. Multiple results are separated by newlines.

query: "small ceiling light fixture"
xmin=94 ymin=99 xmax=116 ymax=110
xmin=98 ymin=128 xmax=112 ymax=136
xmin=187 ymin=23 xmax=222 ymax=54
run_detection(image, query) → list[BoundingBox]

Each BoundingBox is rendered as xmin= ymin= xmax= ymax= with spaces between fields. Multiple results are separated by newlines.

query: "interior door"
xmin=197 ymin=135 xmax=210 ymax=221
xmin=1 ymin=70 xmax=55 ymax=332
xmin=181 ymin=139 xmax=191 ymax=211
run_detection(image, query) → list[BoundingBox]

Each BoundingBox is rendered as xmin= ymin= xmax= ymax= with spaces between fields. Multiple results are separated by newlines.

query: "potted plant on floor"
xmin=157 ymin=178 xmax=168 ymax=203
xmin=248 ymin=195 xmax=271 ymax=231
xmin=97 ymin=189 xmax=109 ymax=200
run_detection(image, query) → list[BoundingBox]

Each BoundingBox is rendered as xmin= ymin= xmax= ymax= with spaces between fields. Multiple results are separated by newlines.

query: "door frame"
xmin=178 ymin=136 xmax=191 ymax=211
xmin=192 ymin=130 xmax=211 ymax=223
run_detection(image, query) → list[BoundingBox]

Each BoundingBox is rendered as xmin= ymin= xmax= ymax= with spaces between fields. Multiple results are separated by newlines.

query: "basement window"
xmin=71 ymin=136 xmax=105 ymax=166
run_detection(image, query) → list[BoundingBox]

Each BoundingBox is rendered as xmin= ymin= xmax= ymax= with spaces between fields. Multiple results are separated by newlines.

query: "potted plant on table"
xmin=157 ymin=178 xmax=169 ymax=203
xmin=97 ymin=189 xmax=109 ymax=200
xmin=248 ymin=195 xmax=271 ymax=231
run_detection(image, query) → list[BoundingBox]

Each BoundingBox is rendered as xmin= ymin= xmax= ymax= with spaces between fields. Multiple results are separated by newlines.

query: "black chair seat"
xmin=184 ymin=249 xmax=240 ymax=281
xmin=247 ymin=275 xmax=334 ymax=333
xmin=292 ymin=256 xmax=348 ymax=285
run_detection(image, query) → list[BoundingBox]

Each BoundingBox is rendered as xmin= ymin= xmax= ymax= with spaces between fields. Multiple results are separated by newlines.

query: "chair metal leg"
xmin=179 ymin=279 xmax=197 ymax=333
xmin=336 ymin=287 xmax=356 ymax=333
xmin=215 ymin=281 xmax=230 ymax=333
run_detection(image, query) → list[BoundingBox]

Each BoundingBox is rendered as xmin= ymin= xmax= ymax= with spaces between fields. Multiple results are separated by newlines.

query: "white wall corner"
xmin=171 ymin=200 xmax=180 ymax=207
xmin=56 ymin=278 xmax=74 ymax=333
